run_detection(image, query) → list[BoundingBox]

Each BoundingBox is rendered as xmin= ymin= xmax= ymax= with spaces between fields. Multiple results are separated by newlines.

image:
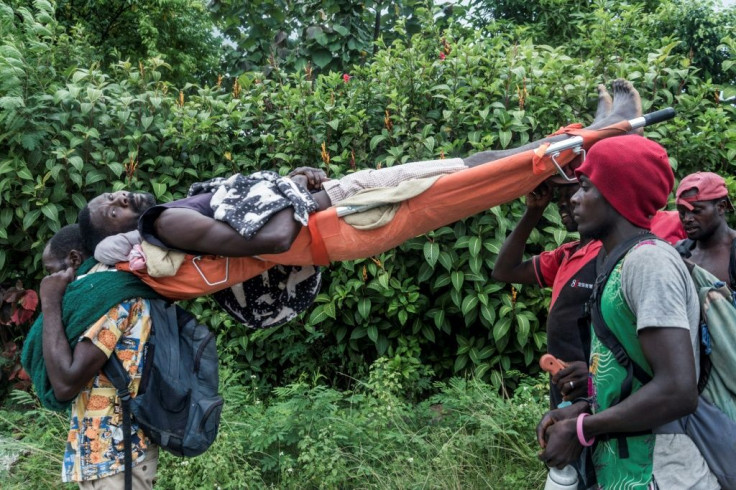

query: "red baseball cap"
xmin=676 ymin=172 xmax=733 ymax=211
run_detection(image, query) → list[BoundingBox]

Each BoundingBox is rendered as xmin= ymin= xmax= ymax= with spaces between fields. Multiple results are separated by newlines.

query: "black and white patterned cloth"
xmin=189 ymin=172 xmax=322 ymax=329
xmin=188 ymin=171 xmax=318 ymax=238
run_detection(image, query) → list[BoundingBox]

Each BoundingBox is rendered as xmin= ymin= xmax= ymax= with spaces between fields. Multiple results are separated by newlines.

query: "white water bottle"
xmin=544 ymin=465 xmax=578 ymax=490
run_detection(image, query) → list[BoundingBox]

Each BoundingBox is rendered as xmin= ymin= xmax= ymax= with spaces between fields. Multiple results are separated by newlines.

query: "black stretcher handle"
xmin=643 ymin=107 xmax=675 ymax=126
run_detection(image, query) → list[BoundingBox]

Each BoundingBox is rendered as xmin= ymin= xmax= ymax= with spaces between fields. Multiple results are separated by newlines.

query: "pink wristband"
xmin=576 ymin=413 xmax=595 ymax=447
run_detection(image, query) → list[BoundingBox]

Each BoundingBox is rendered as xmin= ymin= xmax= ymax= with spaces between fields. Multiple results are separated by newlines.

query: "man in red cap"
xmin=535 ymin=135 xmax=719 ymax=489
xmin=675 ymin=171 xmax=736 ymax=289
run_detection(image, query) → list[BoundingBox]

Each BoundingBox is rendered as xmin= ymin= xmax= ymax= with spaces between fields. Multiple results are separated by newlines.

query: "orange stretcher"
xmin=118 ymin=109 xmax=675 ymax=300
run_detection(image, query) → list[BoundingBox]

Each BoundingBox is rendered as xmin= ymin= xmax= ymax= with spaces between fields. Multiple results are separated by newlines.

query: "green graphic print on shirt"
xmin=589 ymin=259 xmax=656 ymax=489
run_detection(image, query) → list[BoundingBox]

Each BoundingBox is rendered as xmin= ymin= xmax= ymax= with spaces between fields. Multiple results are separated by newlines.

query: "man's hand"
xmin=525 ymin=182 xmax=552 ymax=209
xmin=288 ymin=167 xmax=330 ymax=191
xmin=552 ymin=361 xmax=589 ymax=401
xmin=538 ymin=417 xmax=582 ymax=469
xmin=40 ymin=267 xmax=75 ymax=307
xmin=536 ymin=400 xmax=588 ymax=448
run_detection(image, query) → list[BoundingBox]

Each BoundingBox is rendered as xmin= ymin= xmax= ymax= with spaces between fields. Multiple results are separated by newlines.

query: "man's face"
xmin=570 ymin=175 xmax=617 ymax=240
xmin=556 ymin=184 xmax=580 ymax=233
xmin=677 ymin=195 xmax=725 ymax=241
xmin=88 ymin=191 xmax=156 ymax=236
xmin=42 ymin=243 xmax=68 ymax=274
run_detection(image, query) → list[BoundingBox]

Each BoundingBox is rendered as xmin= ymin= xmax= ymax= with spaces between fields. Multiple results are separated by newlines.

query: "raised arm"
xmin=40 ymin=268 xmax=107 ymax=401
xmin=154 ymin=206 xmax=303 ymax=257
xmin=492 ymin=184 xmax=551 ymax=284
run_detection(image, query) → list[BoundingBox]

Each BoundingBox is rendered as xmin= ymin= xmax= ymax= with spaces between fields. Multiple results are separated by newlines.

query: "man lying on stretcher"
xmin=74 ymin=80 xmax=643 ymax=324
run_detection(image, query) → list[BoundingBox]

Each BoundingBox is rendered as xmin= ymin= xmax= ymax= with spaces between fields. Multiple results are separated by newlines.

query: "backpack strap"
xmin=674 ymin=238 xmax=695 ymax=259
xmin=729 ymin=238 xmax=736 ymax=291
xmin=587 ymin=232 xmax=657 ymax=459
xmin=102 ymin=353 xmax=133 ymax=490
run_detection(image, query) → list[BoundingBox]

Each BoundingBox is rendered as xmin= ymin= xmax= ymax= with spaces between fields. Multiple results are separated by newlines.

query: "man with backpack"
xmin=675 ymin=171 xmax=736 ymax=289
xmin=27 ymin=224 xmax=223 ymax=489
xmin=536 ymin=135 xmax=720 ymax=488
xmin=35 ymin=224 xmax=161 ymax=488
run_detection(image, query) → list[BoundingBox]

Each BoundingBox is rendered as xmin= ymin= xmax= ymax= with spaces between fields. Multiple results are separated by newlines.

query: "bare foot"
xmin=591 ymin=84 xmax=613 ymax=126
xmin=588 ymin=79 xmax=643 ymax=132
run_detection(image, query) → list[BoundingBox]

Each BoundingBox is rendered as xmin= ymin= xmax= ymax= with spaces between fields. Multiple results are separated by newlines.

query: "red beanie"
xmin=574 ymin=135 xmax=674 ymax=229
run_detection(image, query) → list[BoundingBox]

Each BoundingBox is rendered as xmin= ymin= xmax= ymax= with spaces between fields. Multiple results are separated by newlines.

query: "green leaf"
xmin=378 ymin=273 xmax=389 ymax=289
xmin=324 ymin=301 xmax=336 ymax=319
xmin=358 ymin=298 xmax=371 ymax=319
xmin=309 ymin=305 xmax=329 ymax=324
xmin=398 ymin=310 xmax=408 ymax=326
xmin=367 ymin=325 xmax=378 ymax=342
xmin=40 ymin=203 xmax=59 ymax=223
xmin=152 ymin=181 xmax=168 ymax=198
xmin=461 ymin=295 xmax=479 ymax=316
xmin=493 ymin=317 xmax=512 ymax=342
xmin=421 ymin=325 xmax=436 ymax=342
xmin=370 ymin=134 xmax=386 ymax=151
xmin=499 ymin=130 xmax=512 ymax=148
xmin=454 ymin=354 xmax=468 ymax=372
xmin=451 ymin=271 xmax=464 ymax=291
xmin=516 ymin=314 xmax=530 ymax=346
xmin=438 ymin=251 xmax=453 ymax=271
xmin=433 ymin=308 xmax=445 ymax=328
xmin=22 ymin=209 xmax=41 ymax=230
xmin=423 ymin=241 xmax=439 ymax=267
xmin=481 ymin=304 xmax=496 ymax=324
xmin=17 ymin=167 xmax=33 ymax=180
xmin=434 ymin=273 xmax=451 ymax=289
xmin=332 ymin=24 xmax=349 ymax=36
xmin=376 ymin=335 xmax=389 ymax=355
xmin=468 ymin=236 xmax=481 ymax=257
xmin=311 ymin=49 xmax=333 ymax=68
xmin=423 ymin=136 xmax=435 ymax=153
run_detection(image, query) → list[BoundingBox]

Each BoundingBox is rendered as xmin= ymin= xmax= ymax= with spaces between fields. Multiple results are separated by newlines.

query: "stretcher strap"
xmin=308 ymin=211 xmax=334 ymax=266
xmin=549 ymin=123 xmax=583 ymax=136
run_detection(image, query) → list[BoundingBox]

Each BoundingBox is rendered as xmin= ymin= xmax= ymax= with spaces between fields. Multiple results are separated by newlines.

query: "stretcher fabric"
xmin=118 ymin=124 xmax=630 ymax=300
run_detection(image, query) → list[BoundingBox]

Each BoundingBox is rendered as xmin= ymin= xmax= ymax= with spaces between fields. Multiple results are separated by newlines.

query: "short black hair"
xmin=48 ymin=224 xmax=86 ymax=259
xmin=77 ymin=204 xmax=112 ymax=255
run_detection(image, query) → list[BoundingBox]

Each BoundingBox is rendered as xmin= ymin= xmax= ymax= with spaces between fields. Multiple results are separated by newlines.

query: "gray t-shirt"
xmin=621 ymin=240 xmax=719 ymax=489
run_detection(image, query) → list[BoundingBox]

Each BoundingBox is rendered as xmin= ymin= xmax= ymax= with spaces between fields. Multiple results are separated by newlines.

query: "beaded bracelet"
xmin=576 ymin=413 xmax=595 ymax=447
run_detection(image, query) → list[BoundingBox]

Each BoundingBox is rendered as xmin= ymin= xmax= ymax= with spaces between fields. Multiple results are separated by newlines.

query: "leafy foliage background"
xmin=1 ymin=0 xmax=735 ymax=394
xmin=1 ymin=0 xmax=734 ymax=486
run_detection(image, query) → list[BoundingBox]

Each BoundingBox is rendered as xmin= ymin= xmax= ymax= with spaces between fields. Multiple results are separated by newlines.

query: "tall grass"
xmin=2 ymin=367 xmax=549 ymax=489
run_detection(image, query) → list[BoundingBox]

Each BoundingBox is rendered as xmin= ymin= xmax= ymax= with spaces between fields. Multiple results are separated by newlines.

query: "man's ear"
xmin=716 ymin=198 xmax=728 ymax=216
xmin=67 ymin=250 xmax=85 ymax=269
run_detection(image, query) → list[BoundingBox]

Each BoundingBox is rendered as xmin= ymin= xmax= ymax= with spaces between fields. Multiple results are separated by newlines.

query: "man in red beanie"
xmin=536 ymin=135 xmax=719 ymax=489
xmin=675 ymin=171 xmax=736 ymax=289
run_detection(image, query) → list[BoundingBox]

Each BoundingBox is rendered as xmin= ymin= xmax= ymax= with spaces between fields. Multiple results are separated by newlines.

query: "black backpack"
xmin=588 ymin=234 xmax=736 ymax=489
xmin=103 ymin=299 xmax=223 ymax=490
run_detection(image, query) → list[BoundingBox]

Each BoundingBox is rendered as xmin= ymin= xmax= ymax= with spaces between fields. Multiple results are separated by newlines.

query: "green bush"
xmin=1 ymin=0 xmax=735 ymax=393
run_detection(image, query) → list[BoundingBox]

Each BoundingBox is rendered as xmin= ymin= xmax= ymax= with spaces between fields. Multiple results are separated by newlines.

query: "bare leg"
xmin=592 ymin=83 xmax=613 ymax=125
xmin=463 ymin=79 xmax=641 ymax=167
xmin=311 ymin=80 xmax=641 ymax=207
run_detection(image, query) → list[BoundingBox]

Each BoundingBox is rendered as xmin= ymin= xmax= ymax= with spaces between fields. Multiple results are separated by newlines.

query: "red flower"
xmin=342 ymin=73 xmax=351 ymax=83
xmin=439 ymin=52 xmax=446 ymax=60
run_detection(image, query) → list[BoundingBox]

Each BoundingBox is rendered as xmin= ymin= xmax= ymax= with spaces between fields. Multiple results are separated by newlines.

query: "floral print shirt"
xmin=62 ymin=298 xmax=152 ymax=483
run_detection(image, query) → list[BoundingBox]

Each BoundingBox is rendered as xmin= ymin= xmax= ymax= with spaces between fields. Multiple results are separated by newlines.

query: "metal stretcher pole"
xmin=548 ymin=107 xmax=676 ymax=183
xmin=336 ymin=108 xmax=677 ymax=216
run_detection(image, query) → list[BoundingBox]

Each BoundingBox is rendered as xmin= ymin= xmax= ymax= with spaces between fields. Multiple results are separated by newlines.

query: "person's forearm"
xmin=583 ymin=375 xmax=696 ymax=439
xmin=492 ymin=207 xmax=545 ymax=283
xmin=41 ymin=301 xmax=78 ymax=400
xmin=156 ymin=207 xmax=304 ymax=257
xmin=582 ymin=327 xmax=699 ymax=438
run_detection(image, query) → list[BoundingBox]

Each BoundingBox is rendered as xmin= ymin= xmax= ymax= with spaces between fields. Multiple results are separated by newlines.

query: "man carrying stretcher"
xmin=77 ymin=79 xmax=646 ymax=326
